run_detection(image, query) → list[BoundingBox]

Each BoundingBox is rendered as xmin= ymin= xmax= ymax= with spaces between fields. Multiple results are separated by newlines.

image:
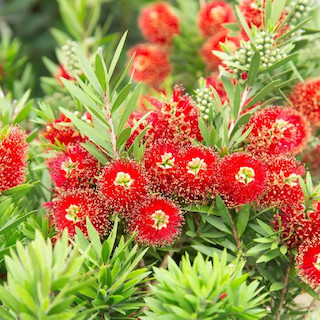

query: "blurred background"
xmin=0 ymin=0 xmax=159 ymax=96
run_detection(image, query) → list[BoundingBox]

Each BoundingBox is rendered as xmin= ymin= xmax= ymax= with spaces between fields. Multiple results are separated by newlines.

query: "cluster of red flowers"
xmin=128 ymin=1 xmax=242 ymax=87
xmin=198 ymin=1 xmax=240 ymax=71
xmin=0 ymin=125 xmax=29 ymax=192
xmin=42 ymin=110 xmax=184 ymax=246
xmin=128 ymin=2 xmax=179 ymax=87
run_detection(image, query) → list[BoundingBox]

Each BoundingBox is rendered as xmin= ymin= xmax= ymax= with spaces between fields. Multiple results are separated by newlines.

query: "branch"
xmin=103 ymin=95 xmax=119 ymax=159
xmin=276 ymin=257 xmax=292 ymax=320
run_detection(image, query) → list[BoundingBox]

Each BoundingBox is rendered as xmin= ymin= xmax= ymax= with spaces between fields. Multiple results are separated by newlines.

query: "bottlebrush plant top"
xmin=0 ymin=0 xmax=320 ymax=319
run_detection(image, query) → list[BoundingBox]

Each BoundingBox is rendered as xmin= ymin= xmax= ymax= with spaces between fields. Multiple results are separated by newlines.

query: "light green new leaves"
xmin=142 ymin=251 xmax=268 ymax=319
xmin=0 ymin=231 xmax=88 ymax=319
xmin=74 ymin=217 xmax=150 ymax=319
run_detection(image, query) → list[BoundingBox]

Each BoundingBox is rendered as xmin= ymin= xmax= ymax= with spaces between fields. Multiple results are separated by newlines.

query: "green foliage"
xmin=142 ymin=251 xmax=268 ymax=320
xmin=0 ymin=230 xmax=87 ymax=320
xmin=0 ymin=219 xmax=150 ymax=319
xmin=0 ymin=89 xmax=33 ymax=126
xmin=74 ymin=217 xmax=150 ymax=319
xmin=0 ymin=36 xmax=32 ymax=97
xmin=59 ymin=32 xmax=144 ymax=160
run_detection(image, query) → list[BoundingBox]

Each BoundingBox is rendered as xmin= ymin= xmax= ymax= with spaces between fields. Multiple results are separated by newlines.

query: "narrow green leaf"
xmin=262 ymin=53 xmax=299 ymax=74
xmin=236 ymin=205 xmax=250 ymax=237
xmin=60 ymin=78 xmax=99 ymax=111
xmin=117 ymin=83 xmax=141 ymax=134
xmin=201 ymin=214 xmax=233 ymax=235
xmin=235 ymin=6 xmax=253 ymax=41
xmin=81 ymin=142 xmax=108 ymax=164
xmin=95 ymin=52 xmax=107 ymax=92
xmin=111 ymin=83 xmax=132 ymax=113
xmin=116 ymin=127 xmax=131 ymax=149
xmin=264 ymin=0 xmax=272 ymax=25
xmin=107 ymin=31 xmax=128 ymax=84
xmin=76 ymin=45 xmax=103 ymax=95
xmin=271 ymin=0 xmax=287 ymax=26
xmin=216 ymin=196 xmax=232 ymax=228
xmin=270 ymin=282 xmax=285 ymax=292
xmin=60 ymin=108 xmax=112 ymax=154
xmin=57 ymin=0 xmax=82 ymax=40
xmin=198 ymin=118 xmax=210 ymax=145
xmin=248 ymin=51 xmax=260 ymax=87
xmin=232 ymin=83 xmax=241 ymax=120
xmin=86 ymin=217 xmax=102 ymax=259
xmin=244 ymin=80 xmax=280 ymax=109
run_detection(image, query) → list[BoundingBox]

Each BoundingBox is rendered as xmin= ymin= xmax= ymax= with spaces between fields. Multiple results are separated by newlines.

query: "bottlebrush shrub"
xmin=2 ymin=0 xmax=320 ymax=318
xmin=141 ymin=251 xmax=268 ymax=319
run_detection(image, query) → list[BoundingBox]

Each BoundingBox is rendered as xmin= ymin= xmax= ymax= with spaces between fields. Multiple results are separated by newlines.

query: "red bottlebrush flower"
xmin=143 ymin=139 xmax=182 ymax=195
xmin=198 ymin=1 xmax=236 ymax=37
xmin=46 ymin=144 xmax=99 ymax=190
xmin=245 ymin=106 xmax=311 ymax=156
xmin=0 ymin=126 xmax=28 ymax=192
xmin=302 ymin=141 xmax=320 ymax=181
xmin=239 ymin=0 xmax=264 ymax=28
xmin=201 ymin=32 xmax=239 ymax=70
xmin=148 ymin=85 xmax=203 ymax=144
xmin=128 ymin=44 xmax=171 ymax=87
xmin=98 ymin=159 xmax=150 ymax=215
xmin=41 ymin=113 xmax=86 ymax=147
xmin=46 ymin=188 xmax=110 ymax=238
xmin=138 ymin=2 xmax=180 ymax=46
xmin=259 ymin=156 xmax=305 ymax=209
xmin=273 ymin=201 xmax=320 ymax=250
xmin=128 ymin=196 xmax=183 ymax=246
xmin=216 ymin=152 xmax=268 ymax=207
xmin=289 ymin=79 xmax=320 ymax=126
xmin=54 ymin=64 xmax=75 ymax=86
xmin=239 ymin=0 xmax=289 ymax=37
xmin=296 ymin=239 xmax=320 ymax=289
xmin=172 ymin=145 xmax=219 ymax=204
xmin=127 ymin=85 xmax=203 ymax=147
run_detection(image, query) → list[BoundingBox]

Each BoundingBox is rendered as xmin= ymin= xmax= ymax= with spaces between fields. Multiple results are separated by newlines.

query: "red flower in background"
xmin=0 ymin=126 xmax=29 ymax=192
xmin=138 ymin=2 xmax=180 ymax=46
xmin=41 ymin=113 xmax=86 ymax=147
xmin=128 ymin=196 xmax=183 ymax=246
xmin=289 ymin=78 xmax=320 ymax=126
xmin=54 ymin=64 xmax=75 ymax=86
xmin=200 ymin=32 xmax=239 ymax=70
xmin=143 ymin=139 xmax=182 ymax=195
xmin=296 ymin=239 xmax=320 ymax=289
xmin=216 ymin=152 xmax=268 ymax=207
xmin=239 ymin=0 xmax=264 ymax=28
xmin=128 ymin=44 xmax=171 ymax=87
xmin=273 ymin=204 xmax=320 ymax=250
xmin=172 ymin=145 xmax=219 ymax=204
xmin=259 ymin=156 xmax=305 ymax=209
xmin=98 ymin=159 xmax=150 ymax=215
xmin=198 ymin=0 xmax=236 ymax=37
xmin=46 ymin=188 xmax=110 ymax=238
xmin=245 ymin=106 xmax=311 ymax=156
xmin=46 ymin=144 xmax=99 ymax=190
